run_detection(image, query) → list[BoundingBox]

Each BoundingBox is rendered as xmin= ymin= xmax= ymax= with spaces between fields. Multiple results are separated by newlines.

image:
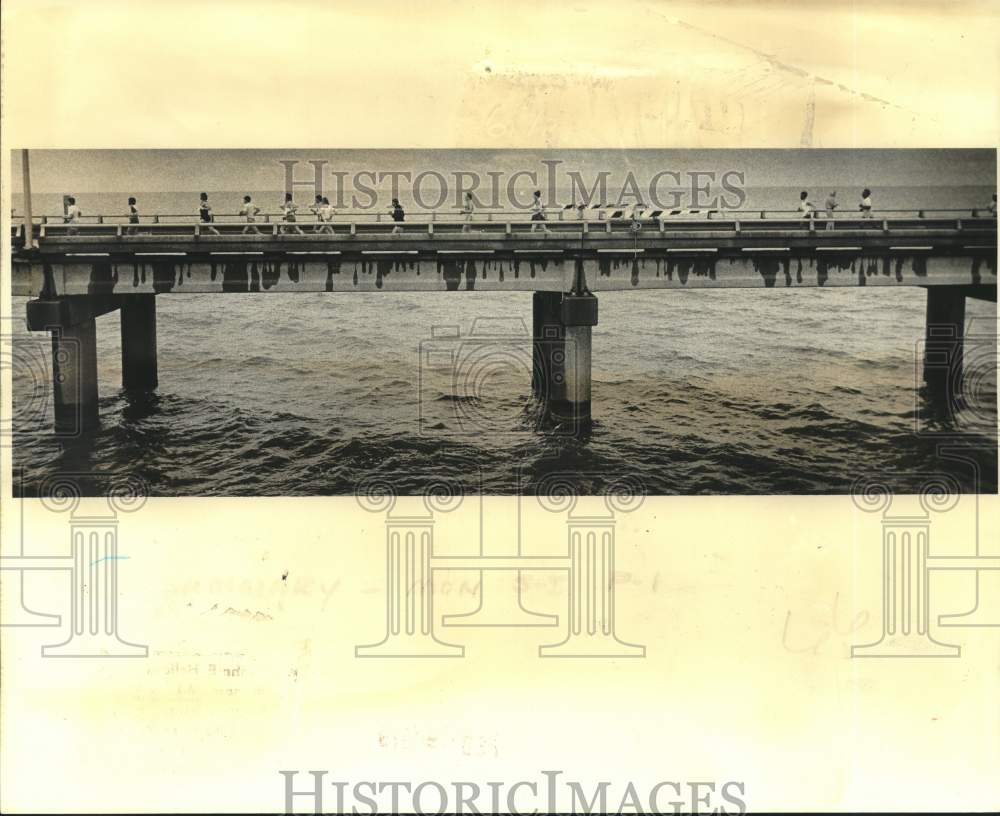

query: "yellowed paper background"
xmin=1 ymin=1 xmax=997 ymax=812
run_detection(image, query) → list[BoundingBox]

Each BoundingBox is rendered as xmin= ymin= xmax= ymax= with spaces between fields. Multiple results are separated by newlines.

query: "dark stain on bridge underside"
xmin=211 ymin=262 xmax=256 ymax=292
xmin=79 ymin=250 xmax=992 ymax=293
xmin=593 ymin=254 xmax=942 ymax=288
xmin=598 ymin=256 xmax=717 ymax=285
xmin=88 ymin=261 xmax=119 ymax=295
xmin=971 ymin=254 xmax=997 ymax=285
xmin=356 ymin=259 xmax=417 ymax=289
xmin=751 ymin=255 xmax=928 ymax=288
xmin=431 ymin=258 xmax=550 ymax=290
xmin=94 ymin=261 xmax=186 ymax=294
xmin=325 ymin=259 xmax=341 ymax=292
xmin=437 ymin=259 xmax=475 ymax=291
xmin=588 ymin=253 xmax=941 ymax=288
xmin=199 ymin=259 xmax=415 ymax=291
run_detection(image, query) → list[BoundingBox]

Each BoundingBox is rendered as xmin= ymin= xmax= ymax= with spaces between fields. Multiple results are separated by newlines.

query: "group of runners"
xmin=50 ymin=190 xmax=999 ymax=236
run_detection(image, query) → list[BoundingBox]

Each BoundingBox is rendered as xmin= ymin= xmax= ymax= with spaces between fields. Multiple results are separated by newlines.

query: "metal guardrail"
xmin=9 ymin=206 xmax=999 ymax=226
xmin=9 ymin=217 xmax=997 ymax=243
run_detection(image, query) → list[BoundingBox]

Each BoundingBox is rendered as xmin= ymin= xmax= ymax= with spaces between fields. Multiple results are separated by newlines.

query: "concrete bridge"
xmin=10 ymin=209 xmax=997 ymax=434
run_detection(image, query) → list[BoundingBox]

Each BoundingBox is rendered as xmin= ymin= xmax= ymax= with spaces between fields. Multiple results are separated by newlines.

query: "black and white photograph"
xmin=9 ymin=148 xmax=998 ymax=495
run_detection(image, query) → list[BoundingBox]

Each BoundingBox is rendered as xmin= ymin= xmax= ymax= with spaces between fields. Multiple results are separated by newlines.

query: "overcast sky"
xmin=10 ymin=149 xmax=996 ymax=194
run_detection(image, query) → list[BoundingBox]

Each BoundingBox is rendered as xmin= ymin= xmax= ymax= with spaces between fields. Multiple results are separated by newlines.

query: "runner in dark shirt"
xmin=199 ymin=192 xmax=220 ymax=234
xmin=126 ymin=196 xmax=139 ymax=235
xmin=390 ymin=198 xmax=405 ymax=234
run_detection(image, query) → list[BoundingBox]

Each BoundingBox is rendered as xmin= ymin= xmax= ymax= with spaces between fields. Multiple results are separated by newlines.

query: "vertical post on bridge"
xmin=52 ymin=319 xmax=100 ymax=433
xmin=120 ymin=295 xmax=158 ymax=391
xmin=923 ymin=288 xmax=966 ymax=409
xmin=21 ymin=149 xmax=36 ymax=250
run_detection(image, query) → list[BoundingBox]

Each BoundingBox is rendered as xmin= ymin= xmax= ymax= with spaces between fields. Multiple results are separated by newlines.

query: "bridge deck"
xmin=11 ymin=215 xmax=997 ymax=296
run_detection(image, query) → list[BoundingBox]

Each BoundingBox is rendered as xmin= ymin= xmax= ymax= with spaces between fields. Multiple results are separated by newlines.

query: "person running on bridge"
xmin=530 ymin=190 xmax=550 ymax=233
xmin=280 ymin=193 xmax=304 ymax=235
xmin=126 ymin=197 xmax=140 ymax=236
xmin=461 ymin=192 xmax=475 ymax=233
xmin=316 ymin=197 xmax=336 ymax=234
xmin=987 ymin=192 xmax=997 ymax=217
xmin=199 ymin=193 xmax=221 ymax=235
xmin=64 ymin=196 xmax=82 ymax=235
xmin=390 ymin=198 xmax=405 ymax=234
xmin=859 ymin=188 xmax=873 ymax=219
xmin=309 ymin=194 xmax=325 ymax=233
xmin=798 ymin=191 xmax=815 ymax=219
xmin=824 ymin=191 xmax=838 ymax=230
xmin=240 ymin=195 xmax=261 ymax=234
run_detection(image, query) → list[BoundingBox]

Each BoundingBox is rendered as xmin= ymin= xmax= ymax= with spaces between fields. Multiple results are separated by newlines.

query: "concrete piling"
xmin=120 ymin=295 xmax=158 ymax=391
xmin=923 ymin=287 xmax=966 ymax=406
xmin=550 ymin=292 xmax=598 ymax=427
xmin=52 ymin=318 xmax=99 ymax=433
xmin=532 ymin=291 xmax=565 ymax=401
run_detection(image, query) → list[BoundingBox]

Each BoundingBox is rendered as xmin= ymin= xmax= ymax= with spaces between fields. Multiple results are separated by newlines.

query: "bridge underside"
xmin=11 ymin=250 xmax=998 ymax=296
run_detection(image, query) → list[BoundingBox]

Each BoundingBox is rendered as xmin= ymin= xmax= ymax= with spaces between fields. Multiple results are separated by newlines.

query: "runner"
xmin=317 ymin=197 xmax=336 ymax=234
xmin=390 ymin=198 xmax=405 ymax=234
xmin=461 ymin=192 xmax=475 ymax=233
xmin=824 ymin=191 xmax=837 ymax=230
xmin=798 ymin=191 xmax=815 ymax=219
xmin=240 ymin=195 xmax=261 ymax=234
xmin=126 ymin=196 xmax=140 ymax=236
xmin=530 ymin=190 xmax=549 ymax=233
xmin=859 ymin=188 xmax=873 ymax=219
xmin=199 ymin=192 xmax=221 ymax=235
xmin=310 ymin=194 xmax=325 ymax=233
xmin=64 ymin=196 xmax=82 ymax=235
xmin=280 ymin=193 xmax=304 ymax=235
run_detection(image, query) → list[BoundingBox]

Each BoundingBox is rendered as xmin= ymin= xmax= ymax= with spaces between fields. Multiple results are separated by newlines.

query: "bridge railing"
xmin=10 ymin=209 xmax=997 ymax=243
xmin=9 ymin=206 xmax=999 ymax=225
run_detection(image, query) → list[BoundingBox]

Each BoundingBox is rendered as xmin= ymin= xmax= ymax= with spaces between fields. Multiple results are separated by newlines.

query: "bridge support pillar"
xmin=550 ymin=293 xmax=598 ymax=427
xmin=532 ymin=291 xmax=564 ymax=400
xmin=27 ymin=295 xmax=124 ymax=434
xmin=52 ymin=319 xmax=100 ymax=433
xmin=120 ymin=295 xmax=158 ymax=391
xmin=923 ymin=288 xmax=966 ymax=406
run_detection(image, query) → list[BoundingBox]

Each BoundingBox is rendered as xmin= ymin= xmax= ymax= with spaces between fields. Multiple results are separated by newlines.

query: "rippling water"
xmin=10 ymin=284 xmax=997 ymax=495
